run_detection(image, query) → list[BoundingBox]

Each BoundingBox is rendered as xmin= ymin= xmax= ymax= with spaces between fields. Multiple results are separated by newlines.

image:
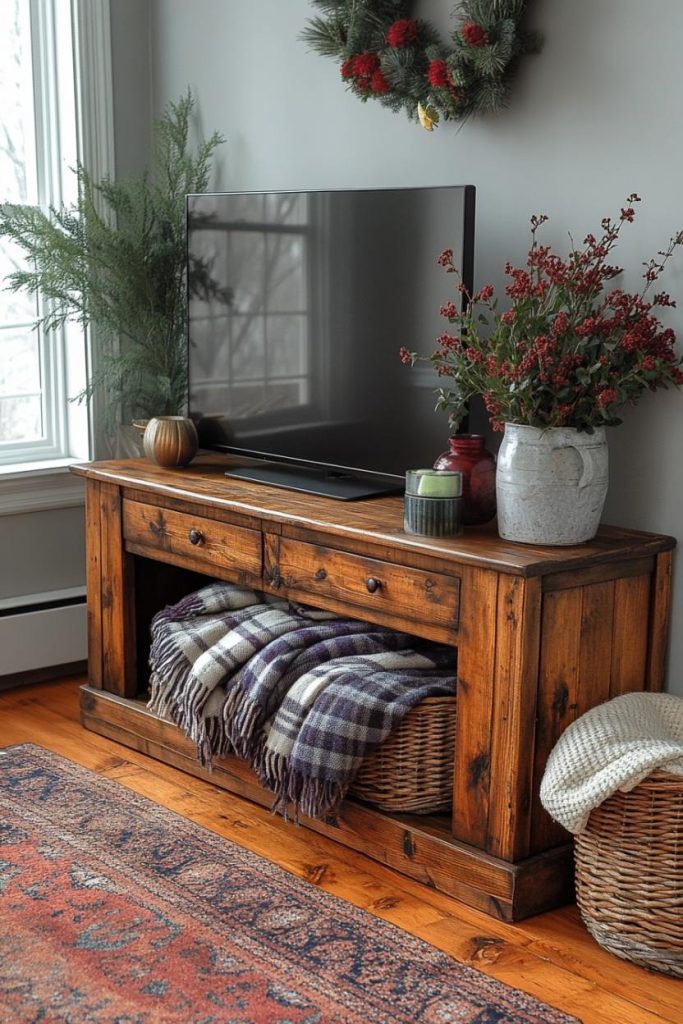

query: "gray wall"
xmin=110 ymin=0 xmax=152 ymax=178
xmin=0 ymin=506 xmax=85 ymax=602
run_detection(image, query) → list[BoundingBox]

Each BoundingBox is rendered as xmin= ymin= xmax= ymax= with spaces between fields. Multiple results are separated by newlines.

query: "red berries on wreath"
xmin=352 ymin=53 xmax=380 ymax=77
xmin=371 ymin=69 xmax=391 ymax=94
xmin=386 ymin=19 xmax=418 ymax=48
xmin=461 ymin=22 xmax=489 ymax=47
xmin=427 ymin=60 xmax=451 ymax=88
xmin=341 ymin=52 xmax=391 ymax=95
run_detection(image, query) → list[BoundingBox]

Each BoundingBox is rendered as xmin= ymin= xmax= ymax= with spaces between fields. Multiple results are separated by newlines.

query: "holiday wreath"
xmin=302 ymin=0 xmax=543 ymax=129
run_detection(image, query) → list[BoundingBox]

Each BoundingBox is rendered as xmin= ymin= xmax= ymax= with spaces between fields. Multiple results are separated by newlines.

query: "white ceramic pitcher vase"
xmin=496 ymin=423 xmax=609 ymax=546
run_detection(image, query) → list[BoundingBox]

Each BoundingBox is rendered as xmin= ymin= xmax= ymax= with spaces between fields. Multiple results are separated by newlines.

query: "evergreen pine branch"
xmin=300 ymin=16 xmax=348 ymax=56
xmin=308 ymin=0 xmax=350 ymax=15
xmin=472 ymin=76 xmax=508 ymax=113
xmin=382 ymin=49 xmax=428 ymax=101
xmin=463 ymin=0 xmax=527 ymax=25
xmin=495 ymin=19 xmax=517 ymax=48
xmin=471 ymin=43 xmax=512 ymax=76
xmin=0 ymin=89 xmax=225 ymax=432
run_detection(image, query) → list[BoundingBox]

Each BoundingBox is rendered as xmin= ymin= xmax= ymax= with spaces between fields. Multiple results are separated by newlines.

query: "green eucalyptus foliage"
xmin=0 ymin=91 xmax=224 ymax=431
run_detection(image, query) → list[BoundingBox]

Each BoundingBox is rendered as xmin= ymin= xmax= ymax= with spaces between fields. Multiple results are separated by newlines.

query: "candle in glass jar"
xmin=405 ymin=469 xmax=463 ymax=498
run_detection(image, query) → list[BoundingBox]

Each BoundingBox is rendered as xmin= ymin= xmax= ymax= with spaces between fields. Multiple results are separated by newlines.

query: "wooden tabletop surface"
xmin=72 ymin=455 xmax=676 ymax=577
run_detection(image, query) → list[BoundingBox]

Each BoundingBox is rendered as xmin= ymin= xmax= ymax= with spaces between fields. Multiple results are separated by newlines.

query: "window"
xmin=189 ymin=192 xmax=317 ymax=425
xmin=0 ymin=0 xmax=100 ymax=469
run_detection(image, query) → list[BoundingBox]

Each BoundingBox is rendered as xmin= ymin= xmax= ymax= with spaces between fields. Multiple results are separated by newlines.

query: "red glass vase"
xmin=433 ymin=434 xmax=496 ymax=526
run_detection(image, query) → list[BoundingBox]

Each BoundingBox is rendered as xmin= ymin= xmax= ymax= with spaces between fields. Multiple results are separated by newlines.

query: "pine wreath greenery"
xmin=301 ymin=0 xmax=543 ymax=129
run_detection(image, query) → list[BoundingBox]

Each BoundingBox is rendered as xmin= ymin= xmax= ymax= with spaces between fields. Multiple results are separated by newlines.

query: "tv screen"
xmin=187 ymin=185 xmax=475 ymax=498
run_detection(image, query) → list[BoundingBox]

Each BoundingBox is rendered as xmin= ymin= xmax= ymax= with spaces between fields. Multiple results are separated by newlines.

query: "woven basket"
xmin=349 ymin=696 xmax=456 ymax=814
xmin=574 ymin=770 xmax=683 ymax=977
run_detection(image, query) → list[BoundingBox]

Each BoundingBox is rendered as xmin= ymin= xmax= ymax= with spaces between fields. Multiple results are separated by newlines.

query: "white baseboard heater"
xmin=0 ymin=586 xmax=87 ymax=678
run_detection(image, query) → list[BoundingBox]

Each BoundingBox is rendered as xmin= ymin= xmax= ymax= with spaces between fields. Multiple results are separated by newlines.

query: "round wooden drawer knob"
xmin=188 ymin=528 xmax=204 ymax=545
xmin=366 ymin=577 xmax=382 ymax=593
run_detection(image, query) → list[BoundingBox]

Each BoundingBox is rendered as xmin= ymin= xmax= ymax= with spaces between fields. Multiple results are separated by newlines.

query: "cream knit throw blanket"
xmin=540 ymin=692 xmax=683 ymax=834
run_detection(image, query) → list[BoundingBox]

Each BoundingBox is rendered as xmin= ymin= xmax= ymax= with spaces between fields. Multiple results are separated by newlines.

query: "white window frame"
xmin=0 ymin=0 xmax=114 ymax=511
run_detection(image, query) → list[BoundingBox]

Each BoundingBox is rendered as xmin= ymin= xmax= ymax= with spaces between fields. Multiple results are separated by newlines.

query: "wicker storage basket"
xmin=349 ymin=696 xmax=456 ymax=813
xmin=574 ymin=770 xmax=683 ymax=977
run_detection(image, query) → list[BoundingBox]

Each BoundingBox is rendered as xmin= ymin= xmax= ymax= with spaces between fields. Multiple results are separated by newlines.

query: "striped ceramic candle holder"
xmin=403 ymin=469 xmax=463 ymax=537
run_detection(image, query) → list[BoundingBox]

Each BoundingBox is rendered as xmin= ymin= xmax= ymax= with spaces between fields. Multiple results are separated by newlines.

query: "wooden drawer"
xmin=265 ymin=535 xmax=460 ymax=642
xmin=122 ymin=499 xmax=262 ymax=583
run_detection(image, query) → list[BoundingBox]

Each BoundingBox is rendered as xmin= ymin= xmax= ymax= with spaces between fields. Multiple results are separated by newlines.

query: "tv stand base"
xmin=80 ymin=684 xmax=575 ymax=922
xmin=225 ymin=462 xmax=403 ymax=500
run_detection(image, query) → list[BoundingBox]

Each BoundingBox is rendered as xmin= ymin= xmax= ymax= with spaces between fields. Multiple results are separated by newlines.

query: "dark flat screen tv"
xmin=187 ymin=185 xmax=475 ymax=499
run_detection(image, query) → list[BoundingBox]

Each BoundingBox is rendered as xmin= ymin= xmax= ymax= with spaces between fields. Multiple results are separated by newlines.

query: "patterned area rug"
xmin=0 ymin=744 xmax=578 ymax=1024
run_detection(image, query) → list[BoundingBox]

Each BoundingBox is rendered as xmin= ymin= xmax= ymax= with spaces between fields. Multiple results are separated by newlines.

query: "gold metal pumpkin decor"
xmin=142 ymin=416 xmax=198 ymax=467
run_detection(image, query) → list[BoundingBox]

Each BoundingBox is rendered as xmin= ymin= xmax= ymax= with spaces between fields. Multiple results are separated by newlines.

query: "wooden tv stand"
xmin=72 ymin=455 xmax=675 ymax=921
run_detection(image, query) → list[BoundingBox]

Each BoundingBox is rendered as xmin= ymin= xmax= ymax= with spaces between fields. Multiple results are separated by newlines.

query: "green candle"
xmin=405 ymin=469 xmax=462 ymax=498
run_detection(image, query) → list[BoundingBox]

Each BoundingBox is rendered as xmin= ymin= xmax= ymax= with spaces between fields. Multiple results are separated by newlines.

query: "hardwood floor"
xmin=1 ymin=677 xmax=680 ymax=1024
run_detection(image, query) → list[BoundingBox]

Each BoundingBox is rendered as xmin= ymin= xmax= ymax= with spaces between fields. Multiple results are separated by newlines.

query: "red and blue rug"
xmin=0 ymin=744 xmax=578 ymax=1023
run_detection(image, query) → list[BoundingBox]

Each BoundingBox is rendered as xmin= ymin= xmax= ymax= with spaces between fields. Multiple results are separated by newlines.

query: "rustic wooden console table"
xmin=72 ymin=455 xmax=675 ymax=921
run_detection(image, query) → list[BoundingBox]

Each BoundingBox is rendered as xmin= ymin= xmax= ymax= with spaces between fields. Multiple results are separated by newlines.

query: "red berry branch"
xmin=403 ymin=197 xmax=683 ymax=431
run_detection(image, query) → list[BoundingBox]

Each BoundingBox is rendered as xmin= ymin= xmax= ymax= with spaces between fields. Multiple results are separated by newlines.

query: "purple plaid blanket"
xmin=148 ymin=582 xmax=336 ymax=758
xmin=148 ymin=582 xmax=456 ymax=819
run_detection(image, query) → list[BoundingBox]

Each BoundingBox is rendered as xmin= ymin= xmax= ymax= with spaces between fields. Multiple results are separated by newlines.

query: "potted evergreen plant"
xmin=0 ymin=91 xmax=225 ymax=450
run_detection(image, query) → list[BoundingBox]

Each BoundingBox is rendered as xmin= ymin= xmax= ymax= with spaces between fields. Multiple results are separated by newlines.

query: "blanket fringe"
xmin=288 ymin=771 xmax=345 ymax=824
xmin=227 ymin=698 xmax=262 ymax=759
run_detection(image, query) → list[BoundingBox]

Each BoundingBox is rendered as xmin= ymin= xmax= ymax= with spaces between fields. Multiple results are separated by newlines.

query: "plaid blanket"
xmin=148 ymin=582 xmax=337 ymax=759
xmin=259 ymin=648 xmax=455 ymax=820
xmin=148 ymin=582 xmax=456 ymax=820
